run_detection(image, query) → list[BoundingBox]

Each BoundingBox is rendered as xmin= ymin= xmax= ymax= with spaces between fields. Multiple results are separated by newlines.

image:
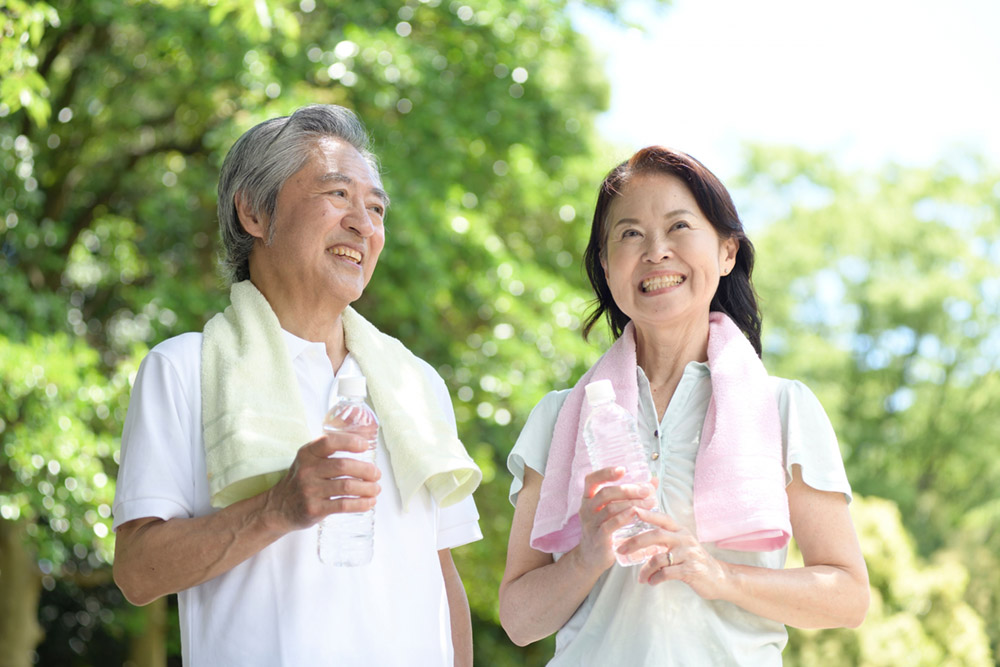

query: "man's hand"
xmin=115 ymin=432 xmax=382 ymax=606
xmin=264 ymin=432 xmax=382 ymax=532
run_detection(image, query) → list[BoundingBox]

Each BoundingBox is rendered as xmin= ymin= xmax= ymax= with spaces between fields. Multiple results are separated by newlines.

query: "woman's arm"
xmin=498 ymin=466 xmax=656 ymax=646
xmin=627 ymin=465 xmax=870 ymax=629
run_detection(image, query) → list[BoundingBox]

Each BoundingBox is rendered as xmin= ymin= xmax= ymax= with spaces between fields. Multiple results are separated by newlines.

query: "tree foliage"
xmin=744 ymin=146 xmax=1000 ymax=665
xmin=3 ymin=0 xmax=998 ymax=665
xmin=2 ymin=0 xmax=613 ymax=663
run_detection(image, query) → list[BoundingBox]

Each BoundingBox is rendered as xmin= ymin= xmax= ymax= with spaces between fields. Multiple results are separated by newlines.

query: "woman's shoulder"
xmin=526 ymin=388 xmax=573 ymax=426
xmin=506 ymin=389 xmax=573 ymax=499
xmin=767 ymin=376 xmax=830 ymax=419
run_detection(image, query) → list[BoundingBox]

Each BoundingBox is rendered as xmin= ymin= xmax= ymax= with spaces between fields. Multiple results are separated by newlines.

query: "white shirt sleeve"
xmin=437 ymin=495 xmax=482 ymax=550
xmin=113 ymin=335 xmax=202 ymax=530
xmin=774 ymin=378 xmax=853 ymax=502
xmin=506 ymin=389 xmax=571 ymax=507
xmin=418 ymin=357 xmax=483 ymax=550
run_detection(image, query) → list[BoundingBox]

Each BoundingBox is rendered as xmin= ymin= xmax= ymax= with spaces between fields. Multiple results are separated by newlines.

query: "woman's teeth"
xmin=641 ymin=275 xmax=685 ymax=292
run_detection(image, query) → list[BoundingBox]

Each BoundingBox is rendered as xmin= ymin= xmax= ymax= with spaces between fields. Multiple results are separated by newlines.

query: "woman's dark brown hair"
xmin=582 ymin=146 xmax=763 ymax=356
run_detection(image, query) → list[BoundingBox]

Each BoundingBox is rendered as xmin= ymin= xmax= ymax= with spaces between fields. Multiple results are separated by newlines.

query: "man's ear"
xmin=235 ymin=192 xmax=267 ymax=240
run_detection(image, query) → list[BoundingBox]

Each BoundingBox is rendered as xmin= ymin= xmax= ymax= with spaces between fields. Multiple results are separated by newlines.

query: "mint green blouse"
xmin=508 ymin=362 xmax=852 ymax=666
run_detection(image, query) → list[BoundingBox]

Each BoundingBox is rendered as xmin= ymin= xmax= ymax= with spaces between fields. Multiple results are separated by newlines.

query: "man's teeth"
xmin=641 ymin=275 xmax=685 ymax=292
xmin=328 ymin=246 xmax=362 ymax=263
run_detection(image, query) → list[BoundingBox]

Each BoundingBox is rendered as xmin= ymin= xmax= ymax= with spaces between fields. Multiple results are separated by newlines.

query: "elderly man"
xmin=112 ymin=105 xmax=482 ymax=666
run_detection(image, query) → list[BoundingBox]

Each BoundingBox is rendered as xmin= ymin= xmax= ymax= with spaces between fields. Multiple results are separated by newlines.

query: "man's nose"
xmin=343 ymin=197 xmax=375 ymax=237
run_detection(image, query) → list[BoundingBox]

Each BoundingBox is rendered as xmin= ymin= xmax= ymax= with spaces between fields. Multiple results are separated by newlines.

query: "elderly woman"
xmin=499 ymin=147 xmax=869 ymax=665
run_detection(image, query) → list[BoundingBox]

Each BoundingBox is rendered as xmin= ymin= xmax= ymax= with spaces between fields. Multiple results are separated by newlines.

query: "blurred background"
xmin=1 ymin=0 xmax=998 ymax=665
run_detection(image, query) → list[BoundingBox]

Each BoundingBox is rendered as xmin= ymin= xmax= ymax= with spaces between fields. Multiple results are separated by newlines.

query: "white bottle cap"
xmin=338 ymin=375 xmax=367 ymax=398
xmin=584 ymin=379 xmax=615 ymax=406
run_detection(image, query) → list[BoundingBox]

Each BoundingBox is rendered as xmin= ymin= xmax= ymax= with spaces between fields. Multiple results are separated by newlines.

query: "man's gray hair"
xmin=217 ymin=104 xmax=381 ymax=283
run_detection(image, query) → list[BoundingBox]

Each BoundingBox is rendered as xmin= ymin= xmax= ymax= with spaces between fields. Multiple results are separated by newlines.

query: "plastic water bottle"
xmin=317 ymin=375 xmax=379 ymax=566
xmin=583 ymin=379 xmax=660 ymax=566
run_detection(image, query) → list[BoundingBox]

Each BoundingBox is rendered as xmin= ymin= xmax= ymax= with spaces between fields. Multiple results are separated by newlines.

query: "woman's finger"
xmin=633 ymin=506 xmax=681 ymax=531
xmin=587 ymin=480 xmax=655 ymax=513
xmin=584 ymin=466 xmax=626 ymax=498
xmin=637 ymin=548 xmax=679 ymax=584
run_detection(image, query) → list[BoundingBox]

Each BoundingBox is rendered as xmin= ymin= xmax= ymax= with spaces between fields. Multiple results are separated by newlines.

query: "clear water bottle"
xmin=583 ymin=379 xmax=661 ymax=566
xmin=317 ymin=375 xmax=379 ymax=566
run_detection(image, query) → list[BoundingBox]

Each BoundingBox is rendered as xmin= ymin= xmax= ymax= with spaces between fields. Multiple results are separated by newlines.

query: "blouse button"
xmin=651 ymin=452 xmax=660 ymax=461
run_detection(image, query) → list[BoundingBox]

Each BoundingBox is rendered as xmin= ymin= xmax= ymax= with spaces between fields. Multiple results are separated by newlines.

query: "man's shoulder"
xmin=147 ymin=331 xmax=203 ymax=367
xmin=408 ymin=352 xmax=440 ymax=380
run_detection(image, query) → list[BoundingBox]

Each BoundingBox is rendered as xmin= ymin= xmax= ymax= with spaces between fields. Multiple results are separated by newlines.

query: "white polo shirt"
xmin=114 ymin=330 xmax=482 ymax=666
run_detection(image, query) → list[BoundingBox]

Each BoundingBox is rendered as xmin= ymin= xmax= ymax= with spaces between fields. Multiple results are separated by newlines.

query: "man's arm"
xmin=113 ymin=432 xmax=381 ymax=605
xmin=438 ymin=548 xmax=473 ymax=667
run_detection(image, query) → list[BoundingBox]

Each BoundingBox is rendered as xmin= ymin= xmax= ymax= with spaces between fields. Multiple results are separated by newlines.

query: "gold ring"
xmin=667 ymin=551 xmax=674 ymax=567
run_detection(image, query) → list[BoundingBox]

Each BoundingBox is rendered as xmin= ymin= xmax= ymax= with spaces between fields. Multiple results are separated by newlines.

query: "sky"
xmin=571 ymin=0 xmax=1000 ymax=181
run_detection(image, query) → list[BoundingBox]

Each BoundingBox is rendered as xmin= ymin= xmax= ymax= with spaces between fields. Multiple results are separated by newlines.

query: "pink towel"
xmin=530 ymin=312 xmax=791 ymax=553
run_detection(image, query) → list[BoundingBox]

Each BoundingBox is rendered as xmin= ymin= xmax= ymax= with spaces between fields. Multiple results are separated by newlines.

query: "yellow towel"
xmin=202 ymin=281 xmax=481 ymax=510
xmin=342 ymin=307 xmax=481 ymax=509
xmin=202 ymin=282 xmax=311 ymax=508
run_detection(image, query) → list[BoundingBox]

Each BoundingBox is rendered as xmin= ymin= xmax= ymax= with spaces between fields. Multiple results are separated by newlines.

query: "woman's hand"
xmin=500 ymin=466 xmax=656 ymax=646
xmin=620 ymin=507 xmax=731 ymax=600
xmin=575 ymin=467 xmax=657 ymax=574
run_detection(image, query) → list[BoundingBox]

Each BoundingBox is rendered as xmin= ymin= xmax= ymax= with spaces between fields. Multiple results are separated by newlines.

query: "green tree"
xmin=0 ymin=0 xmax=632 ymax=663
xmin=743 ymin=146 xmax=1000 ymax=664
xmin=0 ymin=335 xmax=131 ymax=667
xmin=9 ymin=1 xmax=998 ymax=664
xmin=784 ymin=495 xmax=992 ymax=666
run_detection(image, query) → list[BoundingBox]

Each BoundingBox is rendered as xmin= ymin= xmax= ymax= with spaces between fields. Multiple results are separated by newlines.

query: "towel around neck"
xmin=202 ymin=281 xmax=481 ymax=510
xmin=530 ymin=312 xmax=791 ymax=554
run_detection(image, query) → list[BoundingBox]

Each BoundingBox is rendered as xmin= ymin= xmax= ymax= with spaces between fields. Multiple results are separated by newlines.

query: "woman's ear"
xmin=235 ymin=192 xmax=267 ymax=240
xmin=720 ymin=236 xmax=739 ymax=275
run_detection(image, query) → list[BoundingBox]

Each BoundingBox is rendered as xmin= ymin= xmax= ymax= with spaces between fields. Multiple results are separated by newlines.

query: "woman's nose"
xmin=642 ymin=232 xmax=672 ymax=262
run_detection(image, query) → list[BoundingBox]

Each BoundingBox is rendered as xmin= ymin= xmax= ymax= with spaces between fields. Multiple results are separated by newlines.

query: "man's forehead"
xmin=302 ymin=137 xmax=386 ymax=198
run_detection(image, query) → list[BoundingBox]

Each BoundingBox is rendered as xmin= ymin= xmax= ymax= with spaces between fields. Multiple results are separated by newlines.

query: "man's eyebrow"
xmin=319 ymin=172 xmax=390 ymax=208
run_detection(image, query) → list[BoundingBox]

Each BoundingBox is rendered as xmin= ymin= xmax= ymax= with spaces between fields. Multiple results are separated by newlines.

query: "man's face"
xmin=245 ymin=136 xmax=387 ymax=311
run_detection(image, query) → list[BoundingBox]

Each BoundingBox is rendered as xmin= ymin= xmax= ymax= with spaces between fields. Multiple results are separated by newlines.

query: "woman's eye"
xmin=672 ymin=220 xmax=690 ymax=230
xmin=621 ymin=229 xmax=640 ymax=239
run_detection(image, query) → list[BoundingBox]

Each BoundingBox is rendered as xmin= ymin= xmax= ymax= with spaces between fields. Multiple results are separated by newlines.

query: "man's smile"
xmin=327 ymin=245 xmax=363 ymax=264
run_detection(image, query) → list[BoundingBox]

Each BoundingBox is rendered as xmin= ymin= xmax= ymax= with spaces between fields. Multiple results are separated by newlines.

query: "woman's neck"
xmin=634 ymin=318 xmax=710 ymax=419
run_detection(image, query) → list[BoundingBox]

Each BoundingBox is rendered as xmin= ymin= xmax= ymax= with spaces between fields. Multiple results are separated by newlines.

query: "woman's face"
xmin=601 ymin=172 xmax=737 ymax=332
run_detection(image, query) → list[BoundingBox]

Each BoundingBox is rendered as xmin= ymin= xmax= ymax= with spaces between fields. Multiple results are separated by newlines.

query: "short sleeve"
xmin=437 ymin=494 xmax=482 ymax=549
xmin=507 ymin=389 xmax=571 ymax=507
xmin=113 ymin=336 xmax=202 ymax=530
xmin=417 ymin=357 xmax=484 ymax=550
xmin=774 ymin=378 xmax=852 ymax=503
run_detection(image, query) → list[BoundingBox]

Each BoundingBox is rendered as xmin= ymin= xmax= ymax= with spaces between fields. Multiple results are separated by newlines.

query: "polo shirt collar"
xmin=279 ymin=328 xmax=327 ymax=361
